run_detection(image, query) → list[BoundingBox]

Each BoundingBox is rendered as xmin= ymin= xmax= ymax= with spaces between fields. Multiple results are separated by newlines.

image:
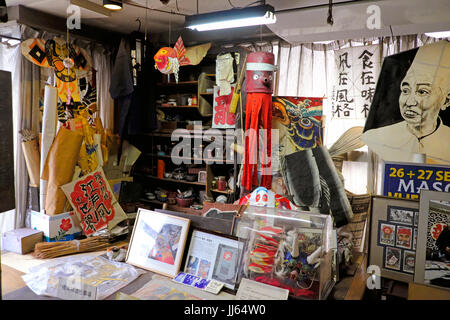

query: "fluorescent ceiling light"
xmin=425 ymin=31 xmax=450 ymax=38
xmin=185 ymin=5 xmax=276 ymax=32
xmin=103 ymin=0 xmax=123 ymax=11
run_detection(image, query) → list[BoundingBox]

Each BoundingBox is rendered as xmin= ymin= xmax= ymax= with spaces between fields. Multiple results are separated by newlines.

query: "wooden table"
xmin=2 ymin=250 xmax=370 ymax=300
xmin=1 ymin=264 xmax=26 ymax=296
xmin=408 ymin=283 xmax=450 ymax=300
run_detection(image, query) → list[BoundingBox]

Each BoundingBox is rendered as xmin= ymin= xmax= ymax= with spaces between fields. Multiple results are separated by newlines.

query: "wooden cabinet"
xmin=131 ymin=68 xmax=241 ymax=212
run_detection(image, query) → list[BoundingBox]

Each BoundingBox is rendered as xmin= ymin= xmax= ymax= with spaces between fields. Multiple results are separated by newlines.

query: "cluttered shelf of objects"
xmin=3 ymin=26 xmax=450 ymax=303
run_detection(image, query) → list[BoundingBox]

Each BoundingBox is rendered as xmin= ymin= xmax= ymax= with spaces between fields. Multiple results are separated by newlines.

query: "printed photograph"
xmin=379 ymin=222 xmax=396 ymax=246
xmin=126 ymin=209 xmax=190 ymax=278
xmin=384 ymin=247 xmax=402 ymax=271
xmin=424 ymin=201 xmax=450 ymax=289
xmin=212 ymin=244 xmax=239 ymax=286
xmin=143 ymin=222 xmax=182 ymax=266
xmin=186 ymin=256 xmax=199 ymax=275
xmin=196 ymin=259 xmax=212 ymax=279
xmin=414 ymin=211 xmax=419 ymax=227
xmin=388 ymin=206 xmax=415 ymax=225
xmin=396 ymin=226 xmax=413 ymax=249
xmin=403 ymin=250 xmax=416 ymax=274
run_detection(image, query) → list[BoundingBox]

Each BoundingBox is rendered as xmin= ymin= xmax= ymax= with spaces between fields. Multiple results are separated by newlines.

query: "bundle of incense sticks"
xmin=33 ymin=236 xmax=111 ymax=259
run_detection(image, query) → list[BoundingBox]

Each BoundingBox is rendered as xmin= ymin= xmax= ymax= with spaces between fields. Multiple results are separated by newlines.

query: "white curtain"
xmin=0 ymin=35 xmax=22 ymax=237
xmin=72 ymin=38 xmax=114 ymax=130
xmin=273 ymin=35 xmax=444 ymax=195
xmin=92 ymin=46 xmax=114 ymax=130
xmin=0 ymin=25 xmax=115 ymax=237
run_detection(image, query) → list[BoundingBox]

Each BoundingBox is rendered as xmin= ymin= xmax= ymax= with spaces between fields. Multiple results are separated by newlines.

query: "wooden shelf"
xmin=139 ymin=198 xmax=162 ymax=205
xmin=157 ymin=80 xmax=198 ymax=86
xmin=157 ymin=105 xmax=199 ymax=109
xmin=134 ymin=173 xmax=205 ymax=186
xmin=199 ymin=92 xmax=214 ymax=95
xmin=139 ymin=198 xmax=203 ymax=215
xmin=211 ymin=189 xmax=234 ymax=194
xmin=146 ymin=153 xmax=199 ymax=162
xmin=145 ymin=153 xmax=234 ymax=164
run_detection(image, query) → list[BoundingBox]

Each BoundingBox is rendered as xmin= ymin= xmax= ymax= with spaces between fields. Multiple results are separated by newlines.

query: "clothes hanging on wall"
xmin=110 ymin=36 xmax=158 ymax=140
xmin=110 ymin=37 xmax=134 ymax=139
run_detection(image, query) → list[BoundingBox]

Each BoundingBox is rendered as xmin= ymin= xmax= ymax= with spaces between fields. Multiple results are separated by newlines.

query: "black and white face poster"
xmin=362 ymin=41 xmax=450 ymax=165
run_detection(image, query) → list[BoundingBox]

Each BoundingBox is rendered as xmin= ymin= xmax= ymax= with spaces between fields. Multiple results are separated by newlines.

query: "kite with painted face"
xmin=154 ymin=36 xmax=211 ymax=83
xmin=21 ymin=37 xmax=95 ymax=123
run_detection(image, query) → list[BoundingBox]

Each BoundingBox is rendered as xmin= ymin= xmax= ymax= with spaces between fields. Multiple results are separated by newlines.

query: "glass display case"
xmin=236 ymin=206 xmax=334 ymax=300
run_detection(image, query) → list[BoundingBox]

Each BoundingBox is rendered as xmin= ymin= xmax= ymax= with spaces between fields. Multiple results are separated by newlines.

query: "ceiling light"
xmin=103 ymin=0 xmax=123 ymax=11
xmin=71 ymin=0 xmax=112 ymax=16
xmin=425 ymin=31 xmax=450 ymax=38
xmin=185 ymin=5 xmax=276 ymax=32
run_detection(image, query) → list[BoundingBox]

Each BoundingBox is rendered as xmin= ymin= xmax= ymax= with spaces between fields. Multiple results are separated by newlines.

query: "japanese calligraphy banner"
xmin=61 ymin=167 xmax=127 ymax=236
xmin=212 ymin=85 xmax=236 ymax=129
xmin=382 ymin=161 xmax=450 ymax=199
xmin=331 ymin=45 xmax=381 ymax=120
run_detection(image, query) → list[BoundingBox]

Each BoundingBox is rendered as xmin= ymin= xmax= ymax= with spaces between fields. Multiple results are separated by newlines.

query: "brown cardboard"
xmin=21 ymin=138 xmax=41 ymax=187
xmin=41 ymin=127 xmax=83 ymax=215
xmin=1 ymin=228 xmax=43 ymax=254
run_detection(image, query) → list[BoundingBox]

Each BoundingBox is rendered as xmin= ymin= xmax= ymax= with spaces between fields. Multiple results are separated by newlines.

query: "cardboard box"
xmin=30 ymin=210 xmax=82 ymax=242
xmin=1 ymin=228 xmax=43 ymax=254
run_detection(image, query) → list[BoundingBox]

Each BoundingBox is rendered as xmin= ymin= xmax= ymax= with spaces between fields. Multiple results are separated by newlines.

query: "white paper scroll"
xmin=40 ymin=85 xmax=58 ymax=213
xmin=94 ymin=134 xmax=103 ymax=167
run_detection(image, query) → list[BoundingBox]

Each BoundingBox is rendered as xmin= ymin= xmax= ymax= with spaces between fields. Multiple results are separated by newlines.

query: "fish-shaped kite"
xmin=154 ymin=36 xmax=211 ymax=82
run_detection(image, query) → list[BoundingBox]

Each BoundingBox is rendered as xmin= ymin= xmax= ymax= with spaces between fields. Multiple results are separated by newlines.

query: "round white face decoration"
xmin=255 ymin=189 xmax=269 ymax=206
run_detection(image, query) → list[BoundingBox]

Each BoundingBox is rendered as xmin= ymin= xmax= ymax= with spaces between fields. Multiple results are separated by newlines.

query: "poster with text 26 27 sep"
xmin=383 ymin=162 xmax=450 ymax=199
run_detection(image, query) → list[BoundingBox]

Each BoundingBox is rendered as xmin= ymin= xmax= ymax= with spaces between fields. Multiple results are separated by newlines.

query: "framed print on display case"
xmin=183 ymin=229 xmax=240 ymax=289
xmin=126 ymin=208 xmax=190 ymax=277
xmin=369 ymin=196 xmax=419 ymax=282
xmin=415 ymin=190 xmax=450 ymax=291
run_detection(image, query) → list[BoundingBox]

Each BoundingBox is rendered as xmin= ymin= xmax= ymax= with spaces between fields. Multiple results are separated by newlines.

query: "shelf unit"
xmin=134 ymin=172 xmax=206 ymax=186
xmin=132 ymin=66 xmax=240 ymax=209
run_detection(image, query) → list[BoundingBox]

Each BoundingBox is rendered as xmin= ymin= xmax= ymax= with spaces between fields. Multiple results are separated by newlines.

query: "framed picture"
xmin=126 ymin=208 xmax=190 ymax=277
xmin=415 ymin=190 xmax=450 ymax=291
xmin=387 ymin=206 xmax=414 ymax=225
xmin=198 ymin=171 xmax=207 ymax=183
xmin=369 ymin=196 xmax=419 ymax=282
xmin=384 ymin=246 xmax=402 ymax=271
xmin=403 ymin=250 xmax=416 ymax=274
xmin=183 ymin=229 xmax=240 ymax=289
xmin=396 ymin=226 xmax=413 ymax=249
xmin=378 ymin=221 xmax=396 ymax=246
